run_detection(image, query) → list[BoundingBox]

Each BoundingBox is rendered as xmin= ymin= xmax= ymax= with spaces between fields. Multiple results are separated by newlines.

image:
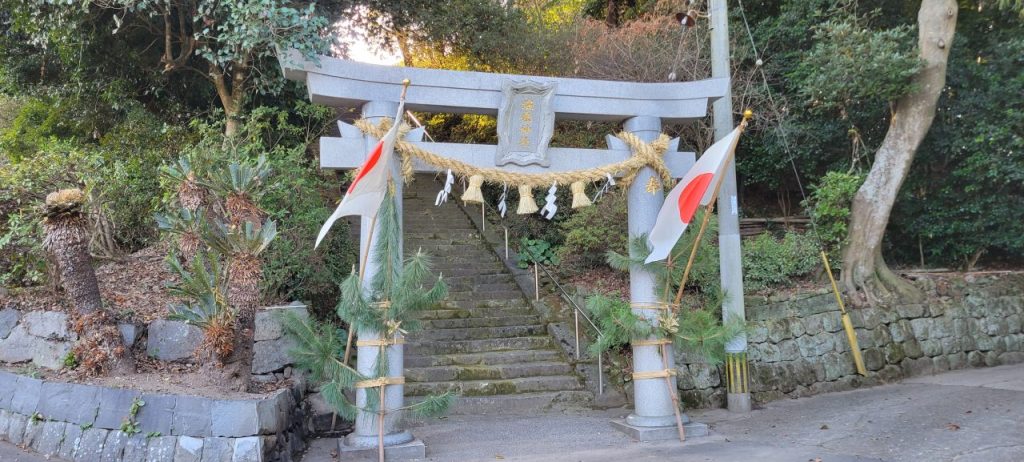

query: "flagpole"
xmin=343 ymin=79 xmax=412 ymax=367
xmin=672 ymin=110 xmax=752 ymax=308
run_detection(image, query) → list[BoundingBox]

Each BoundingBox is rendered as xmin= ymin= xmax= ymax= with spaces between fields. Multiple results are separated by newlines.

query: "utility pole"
xmin=709 ymin=0 xmax=751 ymax=413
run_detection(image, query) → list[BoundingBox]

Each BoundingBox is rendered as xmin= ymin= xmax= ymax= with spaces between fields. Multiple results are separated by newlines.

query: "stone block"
xmin=884 ymin=343 xmax=905 ymax=365
xmin=777 ymin=339 xmax=800 ymax=361
xmin=766 ymin=319 xmax=793 ymax=343
xmin=984 ymin=350 xmax=1001 ymax=366
xmin=95 ymin=387 xmax=142 ymax=430
xmin=147 ymin=320 xmax=203 ymax=362
xmin=11 ymin=374 xmax=42 ymax=414
xmin=0 ymin=325 xmax=38 ymax=363
xmin=57 ymin=422 xmax=83 ymax=461
xmin=31 ymin=420 xmax=66 ymax=456
xmin=118 ymin=323 xmax=142 ymax=348
xmin=931 ymin=318 xmax=954 ymax=339
xmin=201 ymin=437 xmax=235 ymax=462
xmin=920 ymin=339 xmax=943 ymax=357
xmin=38 ymin=382 xmax=101 ymax=425
xmin=822 ymin=352 xmax=854 ymax=381
xmin=932 ymin=355 xmax=950 ymax=373
xmin=0 ymin=371 xmax=17 ymax=410
xmin=875 ymin=364 xmax=903 ymax=383
xmin=998 ymin=351 xmax=1024 ymax=364
xmin=147 ymin=435 xmax=178 ymax=462
xmin=100 ymin=430 xmax=129 ymax=462
xmin=909 ymin=318 xmax=931 ymax=340
xmin=233 ymin=436 xmax=264 ymax=462
xmin=212 ymin=399 xmax=259 ymax=437
xmin=254 ymin=304 xmax=307 ymax=341
xmin=1007 ymin=314 xmax=1022 ymax=334
xmin=900 ymin=357 xmax=934 ymax=377
xmin=940 ymin=336 xmax=962 ymax=355
xmin=758 ymin=343 xmax=781 ymax=363
xmin=23 ymin=311 xmax=71 ymax=339
xmin=896 ymin=304 xmax=926 ymax=319
xmin=903 ymin=339 xmax=924 ymax=359
xmin=257 ymin=390 xmax=292 ymax=435
xmin=0 ymin=308 xmax=19 ymax=339
xmin=172 ymin=395 xmax=213 ymax=436
xmin=871 ymin=327 xmax=892 ymax=348
xmin=121 ymin=435 xmax=149 ymax=462
xmin=252 ymin=336 xmax=298 ymax=374
xmin=73 ymin=427 xmax=109 ymax=462
xmin=135 ymin=393 xmax=177 ymax=435
xmin=6 ymin=412 xmax=27 ymax=445
xmin=174 ymin=436 xmax=204 ymax=462
xmin=975 ymin=334 xmax=997 ymax=352
xmin=21 ymin=418 xmax=44 ymax=448
xmin=802 ymin=314 xmax=825 ymax=336
xmin=689 ymin=364 xmax=720 ymax=389
xmin=947 ymin=352 xmax=967 ymax=370
xmin=747 ymin=324 xmax=768 ymax=343
xmin=863 ymin=348 xmax=885 ymax=371
xmin=0 ymin=410 xmax=9 ymax=436
xmin=853 ymin=328 xmax=873 ymax=348
xmin=967 ymin=350 xmax=985 ymax=367
xmin=889 ymin=320 xmax=912 ymax=343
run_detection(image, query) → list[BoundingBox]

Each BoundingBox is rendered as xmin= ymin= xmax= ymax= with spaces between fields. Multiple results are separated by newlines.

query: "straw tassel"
xmin=460 ymin=175 xmax=485 ymax=204
xmin=570 ymin=181 xmax=592 ymax=209
xmin=517 ymin=185 xmax=539 ymax=214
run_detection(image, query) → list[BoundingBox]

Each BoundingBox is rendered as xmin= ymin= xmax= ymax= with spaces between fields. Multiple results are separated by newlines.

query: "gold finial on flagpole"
xmin=742 ymin=109 xmax=754 ymax=121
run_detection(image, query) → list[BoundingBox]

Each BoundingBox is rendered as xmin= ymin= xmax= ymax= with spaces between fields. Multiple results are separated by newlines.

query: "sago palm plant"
xmin=205 ymin=155 xmax=270 ymax=227
xmin=42 ymin=188 xmax=102 ymax=314
xmin=155 ymin=208 xmax=207 ymax=265
xmin=161 ymin=156 xmax=208 ymax=213
xmin=167 ymin=251 xmax=236 ymax=362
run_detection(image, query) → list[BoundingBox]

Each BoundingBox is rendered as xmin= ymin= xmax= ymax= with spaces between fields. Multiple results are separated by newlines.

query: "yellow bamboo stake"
xmin=821 ymin=251 xmax=868 ymax=376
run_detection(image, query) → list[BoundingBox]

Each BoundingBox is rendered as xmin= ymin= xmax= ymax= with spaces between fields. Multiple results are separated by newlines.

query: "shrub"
xmin=742 ymin=232 xmax=819 ymax=292
xmin=557 ymin=191 xmax=627 ymax=270
xmin=516 ymin=237 xmax=559 ymax=269
xmin=802 ymin=171 xmax=863 ymax=256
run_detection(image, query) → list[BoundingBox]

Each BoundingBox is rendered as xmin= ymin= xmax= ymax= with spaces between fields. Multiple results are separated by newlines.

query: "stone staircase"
xmin=399 ymin=176 xmax=591 ymax=414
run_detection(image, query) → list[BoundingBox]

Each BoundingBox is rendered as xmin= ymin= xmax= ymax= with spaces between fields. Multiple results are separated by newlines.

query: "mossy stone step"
xmin=404 ymin=375 xmax=583 ymax=397
xmin=404 ymin=361 xmax=573 ymax=382
xmin=404 ymin=349 xmax=564 ymax=368
xmin=421 ymin=315 xmax=542 ymax=329
xmin=409 ymin=391 xmax=594 ymax=415
xmin=412 ymin=324 xmax=546 ymax=342
xmin=405 ymin=336 xmax=555 ymax=356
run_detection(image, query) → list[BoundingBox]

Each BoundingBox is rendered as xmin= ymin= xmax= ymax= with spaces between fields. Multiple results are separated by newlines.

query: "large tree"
xmin=841 ymin=0 xmax=958 ymax=305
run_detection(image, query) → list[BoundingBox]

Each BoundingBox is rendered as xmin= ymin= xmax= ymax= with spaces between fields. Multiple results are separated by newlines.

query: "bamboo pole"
xmin=344 ymin=212 xmax=379 ymax=366
xmin=660 ymin=343 xmax=686 ymax=442
xmin=821 ymin=251 xmax=868 ymax=376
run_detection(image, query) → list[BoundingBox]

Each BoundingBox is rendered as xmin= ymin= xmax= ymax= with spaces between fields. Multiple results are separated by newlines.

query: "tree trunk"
xmin=841 ymin=0 xmax=958 ymax=306
xmin=211 ymin=62 xmax=246 ymax=137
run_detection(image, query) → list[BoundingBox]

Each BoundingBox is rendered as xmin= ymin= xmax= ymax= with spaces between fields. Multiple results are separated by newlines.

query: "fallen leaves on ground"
xmin=946 ymin=423 xmax=961 ymax=431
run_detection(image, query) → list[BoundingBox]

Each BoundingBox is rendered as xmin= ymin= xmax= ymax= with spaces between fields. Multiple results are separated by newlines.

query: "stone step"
xmin=405 ymin=375 xmax=583 ymax=397
xmin=408 ymin=391 xmax=594 ymax=415
xmin=406 ymin=336 xmax=555 ymax=356
xmin=412 ymin=324 xmax=547 ymax=342
xmin=445 ymin=290 xmax=524 ymax=301
xmin=405 ymin=349 xmax=565 ymax=368
xmin=419 ymin=303 xmax=527 ymax=316
xmin=443 ymin=282 xmax=521 ymax=292
xmin=405 ymin=361 xmax=573 ymax=382
xmin=420 ymin=315 xmax=542 ymax=329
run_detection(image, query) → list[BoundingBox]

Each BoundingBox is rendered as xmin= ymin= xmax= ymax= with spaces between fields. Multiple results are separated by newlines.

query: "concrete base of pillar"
xmin=339 ymin=436 xmax=426 ymax=461
xmin=727 ymin=392 xmax=752 ymax=413
xmin=610 ymin=419 xmax=710 ymax=442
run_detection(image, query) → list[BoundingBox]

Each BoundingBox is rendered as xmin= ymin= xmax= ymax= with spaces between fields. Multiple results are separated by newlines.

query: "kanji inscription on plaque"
xmin=496 ymin=80 xmax=556 ymax=167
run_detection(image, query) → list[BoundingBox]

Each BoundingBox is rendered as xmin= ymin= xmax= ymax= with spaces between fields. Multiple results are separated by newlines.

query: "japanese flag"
xmin=645 ymin=126 xmax=742 ymax=263
xmin=315 ymin=101 xmax=406 ymax=248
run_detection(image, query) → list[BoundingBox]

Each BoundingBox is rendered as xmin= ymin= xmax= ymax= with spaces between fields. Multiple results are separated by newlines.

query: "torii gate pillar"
xmin=610 ymin=116 xmax=710 ymax=440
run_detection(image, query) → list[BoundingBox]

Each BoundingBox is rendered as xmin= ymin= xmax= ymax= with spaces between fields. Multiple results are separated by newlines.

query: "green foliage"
xmin=557 ymin=192 xmax=627 ymax=269
xmin=62 ymin=351 xmax=79 ymax=369
xmin=794 ymin=15 xmax=922 ymax=115
xmin=120 ymin=397 xmax=145 ymax=435
xmin=889 ymin=7 xmax=1024 ymax=268
xmin=742 ymin=232 xmax=820 ymax=293
xmin=165 ymin=251 xmax=231 ymax=329
xmin=803 ymin=171 xmax=864 ymax=254
xmin=585 ymin=294 xmax=652 ymax=356
xmin=205 ymin=220 xmax=278 ymax=259
xmin=516 ymin=237 xmax=560 ymax=269
xmin=0 ymin=96 xmax=181 ymax=286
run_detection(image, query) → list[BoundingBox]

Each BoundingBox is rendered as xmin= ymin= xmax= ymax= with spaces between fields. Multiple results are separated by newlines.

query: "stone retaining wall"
xmin=676 ymin=273 xmax=1024 ymax=408
xmin=0 ymin=304 xmax=314 ymax=461
xmin=0 ymin=370 xmax=309 ymax=461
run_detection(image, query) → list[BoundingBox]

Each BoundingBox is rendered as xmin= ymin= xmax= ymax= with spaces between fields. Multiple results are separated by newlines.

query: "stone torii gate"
xmin=281 ymin=50 xmax=730 ymax=455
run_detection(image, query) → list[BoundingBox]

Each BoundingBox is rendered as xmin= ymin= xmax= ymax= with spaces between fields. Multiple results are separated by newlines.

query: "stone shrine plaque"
xmin=496 ymin=80 xmax=556 ymax=167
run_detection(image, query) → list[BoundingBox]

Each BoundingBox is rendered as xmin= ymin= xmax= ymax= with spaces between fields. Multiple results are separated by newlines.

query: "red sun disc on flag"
xmin=347 ymin=140 xmax=384 ymax=194
xmin=677 ymin=173 xmax=713 ymax=224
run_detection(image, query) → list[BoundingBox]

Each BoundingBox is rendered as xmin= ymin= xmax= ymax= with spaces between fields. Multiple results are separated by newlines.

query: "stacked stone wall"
xmin=676 ymin=273 xmax=1024 ymax=408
